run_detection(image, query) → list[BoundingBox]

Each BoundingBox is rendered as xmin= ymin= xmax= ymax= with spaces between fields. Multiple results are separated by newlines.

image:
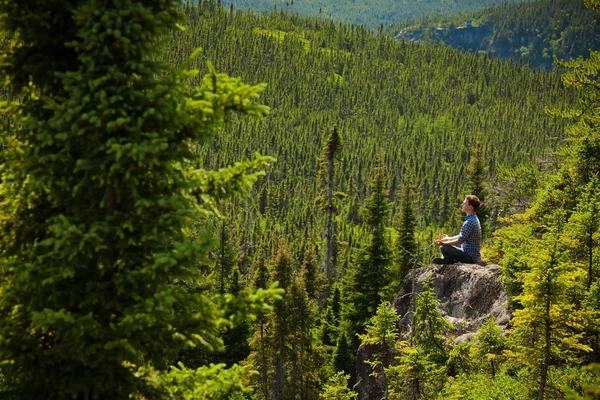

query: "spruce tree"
xmin=342 ymin=162 xmax=391 ymax=350
xmin=248 ymin=251 xmax=273 ymax=400
xmin=566 ymin=179 xmax=600 ymax=290
xmin=288 ymin=276 xmax=322 ymax=400
xmin=413 ymin=278 xmax=454 ymax=363
xmin=358 ymin=300 xmax=401 ymax=398
xmin=300 ymin=247 xmax=321 ymax=301
xmin=0 ymin=1 xmax=277 ymax=397
xmin=316 ymin=126 xmax=343 ymax=279
xmin=319 ymin=305 xmax=338 ymax=347
xmin=395 ymin=182 xmax=418 ymax=286
xmin=270 ymin=241 xmax=293 ymax=400
xmin=466 ymin=140 xmax=491 ymax=237
xmin=510 ymin=230 xmax=592 ymax=400
xmin=221 ymin=267 xmax=252 ymax=366
xmin=214 ymin=216 xmax=240 ymax=295
xmin=385 ymin=279 xmax=451 ymax=400
xmin=319 ymin=372 xmax=356 ymax=400
xmin=332 ymin=331 xmax=355 ymax=382
xmin=474 ymin=317 xmax=506 ymax=378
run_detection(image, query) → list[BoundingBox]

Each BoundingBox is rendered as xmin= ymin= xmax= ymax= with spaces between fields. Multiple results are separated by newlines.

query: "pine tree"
xmin=383 ymin=280 xmax=452 ymax=400
xmin=0 ymin=1 xmax=278 ymax=398
xmin=248 ymin=251 xmax=273 ymax=400
xmin=221 ymin=267 xmax=252 ymax=366
xmin=288 ymin=276 xmax=322 ymax=400
xmin=300 ymin=247 xmax=321 ymax=301
xmin=342 ymin=162 xmax=391 ymax=350
xmin=319 ymin=305 xmax=338 ymax=347
xmin=358 ymin=300 xmax=400 ymax=359
xmin=316 ymin=127 xmax=343 ymax=279
xmin=510 ymin=227 xmax=592 ymax=400
xmin=413 ymin=278 xmax=454 ymax=363
xmin=566 ymin=179 xmax=600 ymax=290
xmin=270 ymin=241 xmax=294 ymax=400
xmin=385 ymin=342 xmax=446 ymax=400
xmin=466 ymin=140 xmax=491 ymax=237
xmin=319 ymin=372 xmax=356 ymax=400
xmin=358 ymin=301 xmax=401 ymax=398
xmin=474 ymin=317 xmax=506 ymax=378
xmin=583 ymin=280 xmax=600 ymax=363
xmin=214 ymin=216 xmax=240 ymax=295
xmin=332 ymin=331 xmax=355 ymax=382
xmin=395 ymin=182 xmax=418 ymax=286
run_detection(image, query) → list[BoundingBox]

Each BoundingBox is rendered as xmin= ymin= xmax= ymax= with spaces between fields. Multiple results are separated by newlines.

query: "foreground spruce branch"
xmin=0 ymin=1 xmax=280 ymax=398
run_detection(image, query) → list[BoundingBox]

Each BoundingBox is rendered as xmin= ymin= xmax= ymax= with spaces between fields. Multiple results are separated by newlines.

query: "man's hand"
xmin=434 ymin=234 xmax=448 ymax=246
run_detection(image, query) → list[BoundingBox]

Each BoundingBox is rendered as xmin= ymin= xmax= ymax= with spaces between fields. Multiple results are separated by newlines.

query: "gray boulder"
xmin=355 ymin=263 xmax=510 ymax=400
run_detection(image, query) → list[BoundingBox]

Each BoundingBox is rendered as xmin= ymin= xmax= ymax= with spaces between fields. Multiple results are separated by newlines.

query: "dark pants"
xmin=440 ymin=245 xmax=473 ymax=263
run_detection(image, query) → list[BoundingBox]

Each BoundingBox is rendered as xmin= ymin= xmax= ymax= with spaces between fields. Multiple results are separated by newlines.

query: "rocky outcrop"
xmin=395 ymin=24 xmax=493 ymax=51
xmin=394 ymin=263 xmax=510 ymax=340
xmin=446 ymin=24 xmax=493 ymax=50
xmin=355 ymin=263 xmax=510 ymax=400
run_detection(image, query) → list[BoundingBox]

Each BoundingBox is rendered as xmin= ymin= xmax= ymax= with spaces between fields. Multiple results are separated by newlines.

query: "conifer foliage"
xmin=316 ymin=126 xmax=342 ymax=279
xmin=0 ymin=0 xmax=277 ymax=398
xmin=342 ymin=163 xmax=391 ymax=349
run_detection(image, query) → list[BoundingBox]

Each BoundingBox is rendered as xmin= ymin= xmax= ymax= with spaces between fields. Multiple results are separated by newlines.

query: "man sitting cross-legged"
xmin=433 ymin=195 xmax=482 ymax=265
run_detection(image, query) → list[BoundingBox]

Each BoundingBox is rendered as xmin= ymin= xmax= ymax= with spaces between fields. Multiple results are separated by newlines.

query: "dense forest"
xmin=218 ymin=0 xmax=531 ymax=30
xmin=167 ymin=2 xmax=572 ymax=263
xmin=0 ymin=0 xmax=599 ymax=399
xmin=389 ymin=0 xmax=600 ymax=69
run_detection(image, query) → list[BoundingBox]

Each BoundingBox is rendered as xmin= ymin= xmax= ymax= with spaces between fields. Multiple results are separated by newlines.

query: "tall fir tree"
xmin=214 ymin=216 xmax=240 ymax=295
xmin=566 ymin=179 xmax=600 ymax=290
xmin=300 ymin=247 xmax=321 ymax=302
xmin=466 ymin=140 xmax=491 ymax=237
xmin=316 ymin=127 xmax=343 ymax=280
xmin=385 ymin=279 xmax=451 ymax=400
xmin=287 ymin=276 xmax=322 ymax=400
xmin=332 ymin=331 xmax=356 ymax=383
xmin=221 ymin=267 xmax=252 ymax=367
xmin=342 ymin=162 xmax=391 ymax=350
xmin=474 ymin=317 xmax=506 ymax=378
xmin=0 ymin=0 xmax=278 ymax=398
xmin=412 ymin=278 xmax=454 ymax=363
xmin=510 ymin=226 xmax=592 ymax=400
xmin=319 ymin=372 xmax=356 ymax=400
xmin=248 ymin=251 xmax=273 ymax=400
xmin=270 ymin=241 xmax=294 ymax=400
xmin=358 ymin=301 xmax=401 ymax=398
xmin=395 ymin=182 xmax=418 ymax=287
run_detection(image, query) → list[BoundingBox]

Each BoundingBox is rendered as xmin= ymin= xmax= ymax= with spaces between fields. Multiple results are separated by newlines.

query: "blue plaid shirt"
xmin=458 ymin=214 xmax=482 ymax=263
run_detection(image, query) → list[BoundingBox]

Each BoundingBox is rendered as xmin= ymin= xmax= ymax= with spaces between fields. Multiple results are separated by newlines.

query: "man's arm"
xmin=434 ymin=234 xmax=462 ymax=246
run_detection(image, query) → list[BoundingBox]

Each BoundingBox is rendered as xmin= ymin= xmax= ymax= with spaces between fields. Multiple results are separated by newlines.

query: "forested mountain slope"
xmin=217 ymin=0 xmax=531 ymax=30
xmin=166 ymin=3 xmax=572 ymax=257
xmin=1 ymin=1 xmax=598 ymax=398
xmin=389 ymin=0 xmax=600 ymax=69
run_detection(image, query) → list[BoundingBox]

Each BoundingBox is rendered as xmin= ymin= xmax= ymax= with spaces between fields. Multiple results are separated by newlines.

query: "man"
xmin=433 ymin=195 xmax=482 ymax=265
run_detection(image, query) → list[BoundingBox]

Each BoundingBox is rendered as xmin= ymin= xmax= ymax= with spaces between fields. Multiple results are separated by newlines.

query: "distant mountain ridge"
xmin=390 ymin=0 xmax=600 ymax=69
xmin=217 ymin=0 xmax=531 ymax=30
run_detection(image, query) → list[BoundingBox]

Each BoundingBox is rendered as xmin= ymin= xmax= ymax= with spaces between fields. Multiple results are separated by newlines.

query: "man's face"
xmin=461 ymin=199 xmax=472 ymax=213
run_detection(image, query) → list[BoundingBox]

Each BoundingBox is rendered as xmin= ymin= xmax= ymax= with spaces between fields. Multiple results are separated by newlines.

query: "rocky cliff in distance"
xmin=395 ymin=24 xmax=493 ymax=52
xmin=355 ymin=263 xmax=510 ymax=400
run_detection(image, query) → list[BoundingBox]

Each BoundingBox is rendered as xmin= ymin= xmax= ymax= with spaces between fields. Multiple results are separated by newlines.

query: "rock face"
xmin=355 ymin=263 xmax=510 ymax=400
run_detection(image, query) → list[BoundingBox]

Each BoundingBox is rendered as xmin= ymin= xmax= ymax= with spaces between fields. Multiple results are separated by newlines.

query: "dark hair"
xmin=465 ymin=195 xmax=481 ymax=212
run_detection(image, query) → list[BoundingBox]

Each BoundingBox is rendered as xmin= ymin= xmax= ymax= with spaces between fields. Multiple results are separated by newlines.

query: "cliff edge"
xmin=355 ymin=263 xmax=510 ymax=400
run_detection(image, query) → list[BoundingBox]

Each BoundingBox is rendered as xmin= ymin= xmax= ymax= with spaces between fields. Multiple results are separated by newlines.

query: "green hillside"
xmin=2 ymin=1 xmax=600 ymax=399
xmin=167 ymin=3 xmax=571 ymax=251
xmin=217 ymin=0 xmax=531 ymax=29
xmin=389 ymin=0 xmax=600 ymax=69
